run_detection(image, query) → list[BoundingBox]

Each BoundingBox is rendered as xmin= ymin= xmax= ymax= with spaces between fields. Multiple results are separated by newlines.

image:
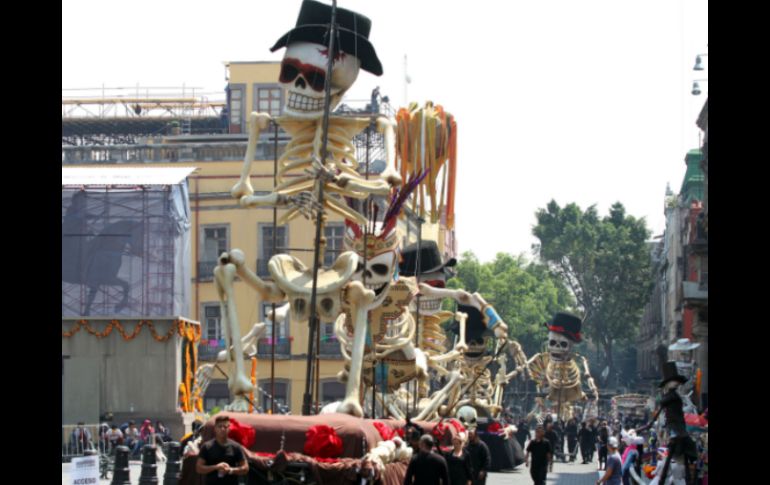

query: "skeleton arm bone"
xmin=417 ymin=285 xmax=508 ymax=338
xmin=223 ymin=250 xmax=285 ymax=302
xmin=231 ymin=112 xmax=272 ymax=199
xmin=579 ymin=355 xmax=599 ymax=400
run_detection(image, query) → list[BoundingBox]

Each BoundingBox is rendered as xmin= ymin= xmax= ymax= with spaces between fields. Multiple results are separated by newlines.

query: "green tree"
xmin=532 ymin=201 xmax=652 ymax=388
xmin=447 ymin=251 xmax=575 ymax=357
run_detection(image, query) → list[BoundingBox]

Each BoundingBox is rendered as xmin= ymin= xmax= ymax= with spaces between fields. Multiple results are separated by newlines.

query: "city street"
xmin=488 ymin=459 xmax=602 ymax=485
xmin=63 ymin=457 xmax=605 ymax=485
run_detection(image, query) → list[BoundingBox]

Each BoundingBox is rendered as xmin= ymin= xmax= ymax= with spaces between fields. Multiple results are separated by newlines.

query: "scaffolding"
xmin=62 ymin=86 xmax=228 ymax=146
xmin=62 ymin=167 xmax=193 ymax=318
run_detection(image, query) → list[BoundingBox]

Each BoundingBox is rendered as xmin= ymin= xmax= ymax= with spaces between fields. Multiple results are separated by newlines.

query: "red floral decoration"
xmin=372 ymin=421 xmax=395 ymax=442
xmin=487 ymin=421 xmax=502 ymax=434
xmin=304 ymin=425 xmax=344 ymax=459
xmin=394 ymin=427 xmax=405 ymax=438
xmin=228 ymin=418 xmax=256 ymax=449
xmin=431 ymin=422 xmax=449 ymax=442
xmin=447 ymin=419 xmax=466 ymax=435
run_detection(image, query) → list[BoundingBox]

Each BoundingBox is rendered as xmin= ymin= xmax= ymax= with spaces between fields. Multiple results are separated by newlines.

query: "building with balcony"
xmin=62 ymin=61 xmax=440 ymax=415
xmin=643 ymin=149 xmax=707 ymax=407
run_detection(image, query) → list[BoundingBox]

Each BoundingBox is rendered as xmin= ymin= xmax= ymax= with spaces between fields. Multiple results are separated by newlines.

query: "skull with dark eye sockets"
xmin=547 ymin=331 xmax=573 ymax=362
xmin=350 ymin=250 xmax=398 ymax=310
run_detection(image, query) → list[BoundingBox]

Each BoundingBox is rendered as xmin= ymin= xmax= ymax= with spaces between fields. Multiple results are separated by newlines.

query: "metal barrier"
xmin=62 ymin=423 xmax=161 ymax=462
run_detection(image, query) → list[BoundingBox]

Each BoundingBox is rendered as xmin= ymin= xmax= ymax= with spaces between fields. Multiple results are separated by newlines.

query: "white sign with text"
xmin=71 ymin=455 xmax=99 ymax=485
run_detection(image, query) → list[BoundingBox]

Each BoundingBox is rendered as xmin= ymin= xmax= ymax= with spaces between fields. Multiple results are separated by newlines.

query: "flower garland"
xmin=62 ymin=319 xmax=201 ymax=343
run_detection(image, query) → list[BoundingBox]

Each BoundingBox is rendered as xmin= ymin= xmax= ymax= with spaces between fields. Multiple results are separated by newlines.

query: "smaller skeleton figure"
xmin=668 ymin=338 xmax=701 ymax=415
xmin=414 ymin=282 xmax=526 ymax=420
xmin=637 ymin=362 xmax=699 ymax=485
xmin=526 ymin=312 xmax=598 ymax=422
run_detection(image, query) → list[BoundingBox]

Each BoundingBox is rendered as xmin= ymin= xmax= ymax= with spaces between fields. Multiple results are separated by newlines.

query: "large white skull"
xmin=279 ymin=41 xmax=361 ymax=119
xmin=548 ymin=331 xmax=573 ymax=362
xmin=456 ymin=405 xmax=478 ymax=431
xmin=414 ymin=270 xmax=447 ymax=316
xmin=352 ymin=250 xmax=397 ymax=310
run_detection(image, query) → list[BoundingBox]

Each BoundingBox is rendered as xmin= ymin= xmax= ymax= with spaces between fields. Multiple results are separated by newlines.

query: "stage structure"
xmin=61 ymin=166 xmax=199 ymax=437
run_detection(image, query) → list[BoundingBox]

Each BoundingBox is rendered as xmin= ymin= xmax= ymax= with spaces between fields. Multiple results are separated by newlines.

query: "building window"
xmin=259 ymin=380 xmax=289 ymax=413
xmin=324 ymin=224 xmax=345 ymax=266
xmin=203 ymin=304 xmax=223 ymax=341
xmin=198 ymin=226 xmax=228 ymax=280
xmin=203 ymin=380 xmax=229 ymax=412
xmin=201 ymin=226 xmax=228 ymax=262
xmin=261 ymin=302 xmax=289 ymax=340
xmin=256 ymin=86 xmax=282 ymax=117
xmin=320 ymin=380 xmax=345 ymax=406
xmin=258 ymin=224 xmax=288 ymax=276
xmin=229 ymin=86 xmax=243 ymax=132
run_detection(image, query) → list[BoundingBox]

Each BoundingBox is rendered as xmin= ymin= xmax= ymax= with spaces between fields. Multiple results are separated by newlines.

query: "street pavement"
xmin=62 ymin=455 xmax=603 ymax=485
xmin=488 ymin=458 xmax=602 ymax=485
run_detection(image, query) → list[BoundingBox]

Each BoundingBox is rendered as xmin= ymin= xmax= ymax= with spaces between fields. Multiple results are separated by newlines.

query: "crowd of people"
xmin=68 ymin=418 xmax=173 ymax=458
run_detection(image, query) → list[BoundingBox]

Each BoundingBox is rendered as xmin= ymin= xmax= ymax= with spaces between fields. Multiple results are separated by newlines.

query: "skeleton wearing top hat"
xmin=211 ymin=0 xmax=401 ymax=412
xmin=636 ymin=362 xmax=699 ymax=485
xmin=231 ymin=0 xmax=402 ymax=226
xmin=526 ymin=312 xmax=599 ymax=423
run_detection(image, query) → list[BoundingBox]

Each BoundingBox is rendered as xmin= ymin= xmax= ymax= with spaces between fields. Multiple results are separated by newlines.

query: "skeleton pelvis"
xmin=547 ymin=384 xmax=586 ymax=403
xmin=346 ymin=353 xmax=417 ymax=391
xmin=268 ymin=252 xmax=357 ymax=322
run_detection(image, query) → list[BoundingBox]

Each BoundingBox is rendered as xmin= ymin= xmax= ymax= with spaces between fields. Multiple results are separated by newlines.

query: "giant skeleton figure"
xmin=636 ymin=362 xmax=699 ymax=485
xmin=328 ymin=216 xmax=468 ymax=420
xmin=525 ymin=313 xmax=599 ymax=422
xmin=214 ymin=0 xmax=402 ymax=411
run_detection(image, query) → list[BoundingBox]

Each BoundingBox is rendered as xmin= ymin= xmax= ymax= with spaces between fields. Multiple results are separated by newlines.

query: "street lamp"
xmin=691 ymin=79 xmax=708 ymax=96
xmin=693 ymin=53 xmax=708 ymax=71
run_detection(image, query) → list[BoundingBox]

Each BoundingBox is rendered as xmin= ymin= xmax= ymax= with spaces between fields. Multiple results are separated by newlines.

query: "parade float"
xmin=179 ymin=1 xmax=470 ymax=483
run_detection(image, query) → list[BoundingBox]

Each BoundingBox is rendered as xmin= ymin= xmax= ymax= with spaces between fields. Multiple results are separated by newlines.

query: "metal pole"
xmin=271 ymin=121 xmax=279 ymax=414
xmin=302 ymin=0 xmax=338 ymax=416
xmin=412 ymin=215 xmax=423 ymax=416
xmin=365 ymin=119 xmax=376 ymax=418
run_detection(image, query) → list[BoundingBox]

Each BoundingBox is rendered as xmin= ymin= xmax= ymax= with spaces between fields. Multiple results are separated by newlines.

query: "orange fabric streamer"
xmin=249 ymin=357 xmax=257 ymax=413
xmin=695 ymin=368 xmax=702 ymax=397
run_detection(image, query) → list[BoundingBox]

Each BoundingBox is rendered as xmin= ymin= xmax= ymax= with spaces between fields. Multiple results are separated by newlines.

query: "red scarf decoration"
xmin=372 ymin=421 xmax=395 ymax=442
xmin=227 ymin=418 xmax=256 ymax=449
xmin=303 ymin=425 xmax=343 ymax=459
xmin=447 ymin=419 xmax=466 ymax=435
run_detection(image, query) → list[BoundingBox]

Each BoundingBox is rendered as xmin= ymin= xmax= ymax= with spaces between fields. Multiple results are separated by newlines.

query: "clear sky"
xmin=63 ymin=0 xmax=708 ymax=262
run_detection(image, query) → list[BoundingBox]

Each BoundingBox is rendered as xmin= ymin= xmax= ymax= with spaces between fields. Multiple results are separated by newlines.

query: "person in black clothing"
xmin=442 ymin=432 xmax=473 ymax=485
xmin=587 ymin=419 xmax=598 ymax=462
xmin=544 ymin=423 xmax=560 ymax=462
xmin=196 ymin=415 xmax=249 ymax=485
xmin=577 ymin=421 xmax=593 ymax=464
xmin=404 ymin=434 xmax=451 ymax=485
xmin=565 ymin=418 xmax=578 ymax=462
xmin=465 ymin=428 xmax=491 ymax=485
xmin=515 ymin=419 xmax=530 ymax=449
xmin=553 ymin=420 xmax=565 ymax=460
xmin=597 ymin=421 xmax=609 ymax=471
xmin=525 ymin=426 xmax=553 ymax=485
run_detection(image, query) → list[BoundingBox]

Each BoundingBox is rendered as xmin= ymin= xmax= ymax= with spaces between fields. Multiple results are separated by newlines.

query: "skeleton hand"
xmin=305 ymin=156 xmax=339 ymax=184
xmin=283 ymin=191 xmax=323 ymax=220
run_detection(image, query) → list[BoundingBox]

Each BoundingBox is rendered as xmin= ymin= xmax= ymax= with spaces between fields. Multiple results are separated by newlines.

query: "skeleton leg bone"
xmin=414 ymin=370 xmax=463 ymax=421
xmin=337 ymin=282 xmax=375 ymax=417
xmin=214 ymin=260 xmax=255 ymax=411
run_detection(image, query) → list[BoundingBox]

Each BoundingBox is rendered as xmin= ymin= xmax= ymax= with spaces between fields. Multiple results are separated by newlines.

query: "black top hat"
xmin=452 ymin=304 xmax=494 ymax=346
xmin=659 ymin=361 xmax=688 ymax=388
xmin=399 ymin=241 xmax=457 ymax=277
xmin=270 ymin=0 xmax=383 ymax=76
xmin=544 ymin=312 xmax=583 ymax=343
